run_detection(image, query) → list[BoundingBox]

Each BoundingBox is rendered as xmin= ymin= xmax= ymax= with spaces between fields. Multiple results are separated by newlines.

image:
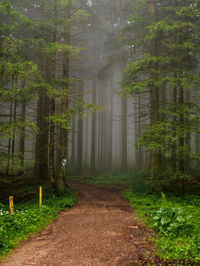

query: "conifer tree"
xmin=0 ymin=0 xmax=38 ymax=174
xmin=122 ymin=0 xmax=200 ymax=193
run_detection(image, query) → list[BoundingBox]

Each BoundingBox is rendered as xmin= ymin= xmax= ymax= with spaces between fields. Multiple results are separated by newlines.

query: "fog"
xmin=1 ymin=0 xmax=200 ymax=193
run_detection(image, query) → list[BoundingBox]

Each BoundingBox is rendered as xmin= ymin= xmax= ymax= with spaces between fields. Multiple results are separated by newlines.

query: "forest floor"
xmin=0 ymin=181 xmax=160 ymax=266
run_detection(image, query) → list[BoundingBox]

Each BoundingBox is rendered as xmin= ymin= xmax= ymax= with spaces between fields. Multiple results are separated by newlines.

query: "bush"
xmin=153 ymin=207 xmax=193 ymax=237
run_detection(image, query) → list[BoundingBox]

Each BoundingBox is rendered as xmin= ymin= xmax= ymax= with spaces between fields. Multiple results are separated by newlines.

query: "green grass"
xmin=68 ymin=169 xmax=148 ymax=187
xmin=0 ymin=188 xmax=77 ymax=261
xmin=124 ymin=189 xmax=200 ymax=263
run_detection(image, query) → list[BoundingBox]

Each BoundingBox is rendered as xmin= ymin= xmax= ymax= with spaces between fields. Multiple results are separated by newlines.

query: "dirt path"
xmin=1 ymin=182 xmax=156 ymax=266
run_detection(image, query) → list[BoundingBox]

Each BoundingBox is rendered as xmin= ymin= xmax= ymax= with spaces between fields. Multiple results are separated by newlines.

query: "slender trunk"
xmin=177 ymin=26 xmax=185 ymax=195
xmin=20 ymin=99 xmax=26 ymax=174
xmin=6 ymin=101 xmax=13 ymax=175
xmin=185 ymin=89 xmax=191 ymax=170
xmin=85 ymin=113 xmax=89 ymax=168
xmin=160 ymin=84 xmax=166 ymax=171
xmin=134 ymin=96 xmax=139 ymax=169
xmin=90 ymin=78 xmax=96 ymax=174
xmin=41 ymin=92 xmax=50 ymax=178
xmin=135 ymin=94 xmax=142 ymax=169
xmin=49 ymin=0 xmax=57 ymax=194
xmin=77 ymin=117 xmax=83 ymax=172
xmin=33 ymin=87 xmax=43 ymax=181
xmin=121 ymin=97 xmax=128 ymax=169
xmin=33 ymin=55 xmax=49 ymax=181
xmin=100 ymin=87 xmax=104 ymax=167
xmin=11 ymin=99 xmax=17 ymax=172
xmin=195 ymin=90 xmax=200 ymax=167
xmin=98 ymin=92 xmax=102 ymax=167
xmin=71 ymin=113 xmax=76 ymax=167
xmin=172 ymin=72 xmax=177 ymax=171
xmin=77 ymin=82 xmax=83 ymax=172
xmin=109 ymin=88 xmax=113 ymax=165
xmin=149 ymin=2 xmax=160 ymax=173
xmin=138 ymin=94 xmax=142 ymax=168
xmin=56 ymin=0 xmax=71 ymax=193
xmin=178 ymin=83 xmax=185 ymax=195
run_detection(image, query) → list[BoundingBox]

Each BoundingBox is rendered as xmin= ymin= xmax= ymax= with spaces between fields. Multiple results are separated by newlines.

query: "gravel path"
xmin=1 ymin=182 xmax=156 ymax=266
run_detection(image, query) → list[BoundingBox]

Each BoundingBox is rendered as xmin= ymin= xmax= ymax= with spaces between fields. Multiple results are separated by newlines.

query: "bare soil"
xmin=1 ymin=182 xmax=158 ymax=266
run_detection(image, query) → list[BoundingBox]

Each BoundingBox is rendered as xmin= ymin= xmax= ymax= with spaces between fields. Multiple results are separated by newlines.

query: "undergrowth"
xmin=0 ymin=189 xmax=77 ymax=261
xmin=68 ymin=169 xmax=147 ymax=187
xmin=124 ymin=189 xmax=200 ymax=263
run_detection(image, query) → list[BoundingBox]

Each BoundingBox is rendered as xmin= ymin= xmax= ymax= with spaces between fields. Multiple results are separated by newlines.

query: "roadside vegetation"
xmin=70 ymin=169 xmax=200 ymax=263
xmin=0 ymin=183 xmax=76 ymax=261
xmin=124 ymin=172 xmax=200 ymax=263
xmin=125 ymin=189 xmax=200 ymax=263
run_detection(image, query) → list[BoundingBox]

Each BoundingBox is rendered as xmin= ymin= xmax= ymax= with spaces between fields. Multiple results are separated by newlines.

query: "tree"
xmin=0 ymin=1 xmax=38 ymax=174
xmin=122 ymin=0 xmax=200 ymax=193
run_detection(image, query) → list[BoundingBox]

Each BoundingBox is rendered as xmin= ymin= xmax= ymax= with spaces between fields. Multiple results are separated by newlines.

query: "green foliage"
xmin=153 ymin=207 xmax=193 ymax=237
xmin=121 ymin=0 xmax=200 ymax=191
xmin=0 ymin=191 xmax=77 ymax=260
xmin=0 ymin=120 xmax=38 ymax=140
xmin=69 ymin=9 xmax=91 ymax=24
xmin=125 ymin=189 xmax=200 ymax=262
xmin=42 ymin=43 xmax=81 ymax=57
xmin=48 ymin=99 xmax=103 ymax=130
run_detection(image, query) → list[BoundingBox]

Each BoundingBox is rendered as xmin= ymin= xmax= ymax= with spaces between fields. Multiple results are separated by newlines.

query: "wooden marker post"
xmin=39 ymin=186 xmax=42 ymax=207
xmin=9 ymin=196 xmax=14 ymax=215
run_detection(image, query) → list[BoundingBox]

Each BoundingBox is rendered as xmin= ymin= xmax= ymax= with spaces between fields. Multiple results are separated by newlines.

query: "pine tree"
xmin=122 ymin=0 xmax=200 ymax=193
xmin=0 ymin=1 xmax=38 ymax=174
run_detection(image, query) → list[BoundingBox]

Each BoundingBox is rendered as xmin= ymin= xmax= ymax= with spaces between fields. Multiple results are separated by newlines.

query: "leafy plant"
xmin=153 ymin=207 xmax=193 ymax=237
xmin=125 ymin=187 xmax=200 ymax=262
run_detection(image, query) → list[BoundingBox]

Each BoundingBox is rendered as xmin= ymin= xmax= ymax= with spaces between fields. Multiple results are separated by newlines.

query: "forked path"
xmin=1 ymin=182 xmax=156 ymax=266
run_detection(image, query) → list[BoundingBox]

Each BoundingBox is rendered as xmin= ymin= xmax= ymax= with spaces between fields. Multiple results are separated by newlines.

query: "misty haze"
xmin=1 ymin=0 xmax=200 ymax=265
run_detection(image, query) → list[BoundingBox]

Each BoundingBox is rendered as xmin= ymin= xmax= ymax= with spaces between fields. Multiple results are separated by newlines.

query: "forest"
xmin=1 ymin=0 xmax=200 ymax=264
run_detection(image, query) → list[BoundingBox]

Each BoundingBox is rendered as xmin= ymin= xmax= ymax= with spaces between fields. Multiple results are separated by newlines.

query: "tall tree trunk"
xmin=160 ymin=83 xmax=166 ymax=171
xmin=195 ymin=90 xmax=200 ymax=167
xmin=77 ymin=82 xmax=83 ymax=172
xmin=121 ymin=97 xmax=128 ymax=169
xmin=135 ymin=94 xmax=142 ymax=169
xmin=134 ymin=96 xmax=139 ymax=169
xmin=138 ymin=94 xmax=142 ymax=169
xmin=33 ymin=55 xmax=50 ymax=182
xmin=6 ymin=101 xmax=13 ymax=175
xmin=34 ymin=87 xmax=43 ymax=181
xmin=19 ymin=99 xmax=26 ymax=174
xmin=90 ymin=78 xmax=96 ymax=174
xmin=172 ymin=72 xmax=177 ymax=172
xmin=98 ymin=91 xmax=102 ymax=167
xmin=100 ymin=88 xmax=104 ymax=168
xmin=149 ymin=2 xmax=160 ymax=174
xmin=11 ymin=98 xmax=17 ymax=172
xmin=85 ymin=114 xmax=89 ymax=168
xmin=49 ymin=0 xmax=57 ymax=194
xmin=71 ymin=113 xmax=76 ymax=167
xmin=109 ymin=87 xmax=113 ymax=166
xmin=177 ymin=26 xmax=185 ymax=195
xmin=185 ymin=89 xmax=191 ymax=170
xmin=56 ymin=0 xmax=71 ymax=193
xmin=178 ymin=83 xmax=185 ymax=195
